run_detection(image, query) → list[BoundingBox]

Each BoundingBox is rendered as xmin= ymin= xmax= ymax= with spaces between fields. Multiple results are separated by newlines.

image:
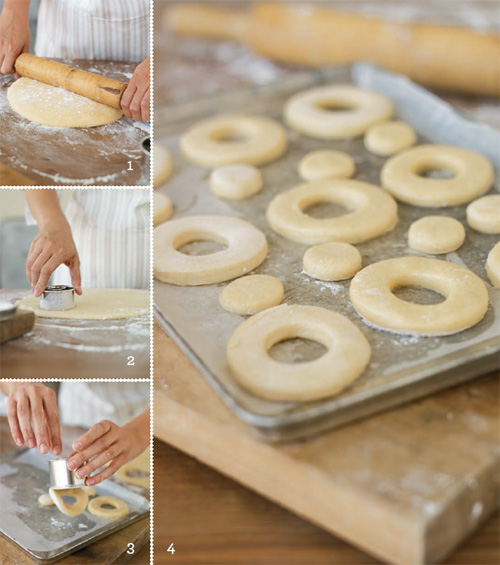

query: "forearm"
xmin=2 ymin=0 xmax=30 ymax=19
xmin=123 ymin=408 xmax=150 ymax=459
xmin=24 ymin=189 xmax=68 ymax=230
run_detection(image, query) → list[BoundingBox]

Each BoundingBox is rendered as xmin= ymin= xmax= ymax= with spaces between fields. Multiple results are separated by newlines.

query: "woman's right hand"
xmin=0 ymin=0 xmax=31 ymax=75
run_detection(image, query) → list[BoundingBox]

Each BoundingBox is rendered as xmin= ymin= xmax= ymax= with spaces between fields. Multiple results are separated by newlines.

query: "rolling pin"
xmin=14 ymin=54 xmax=128 ymax=109
xmin=166 ymin=3 xmax=500 ymax=97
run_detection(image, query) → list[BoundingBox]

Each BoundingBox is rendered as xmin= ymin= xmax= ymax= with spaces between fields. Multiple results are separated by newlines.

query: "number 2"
xmin=127 ymin=356 xmax=135 ymax=366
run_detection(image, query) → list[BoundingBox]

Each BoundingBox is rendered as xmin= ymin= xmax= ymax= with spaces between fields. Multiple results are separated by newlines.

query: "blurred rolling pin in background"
xmin=166 ymin=2 xmax=500 ymax=98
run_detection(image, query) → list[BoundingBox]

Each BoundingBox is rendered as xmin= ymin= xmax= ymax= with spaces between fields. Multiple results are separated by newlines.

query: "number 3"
xmin=127 ymin=542 xmax=135 ymax=554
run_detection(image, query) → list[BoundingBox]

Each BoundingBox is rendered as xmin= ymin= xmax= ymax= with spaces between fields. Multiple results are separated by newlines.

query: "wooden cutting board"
xmin=0 ymin=309 xmax=35 ymax=343
xmin=153 ymin=321 xmax=499 ymax=565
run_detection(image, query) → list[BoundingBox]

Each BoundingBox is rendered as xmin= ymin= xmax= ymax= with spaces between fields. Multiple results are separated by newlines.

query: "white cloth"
xmin=35 ymin=0 xmax=150 ymax=62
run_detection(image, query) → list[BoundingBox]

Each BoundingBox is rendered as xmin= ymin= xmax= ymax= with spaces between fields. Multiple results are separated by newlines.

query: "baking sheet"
xmin=0 ymin=448 xmax=150 ymax=563
xmin=154 ymin=64 xmax=500 ymax=441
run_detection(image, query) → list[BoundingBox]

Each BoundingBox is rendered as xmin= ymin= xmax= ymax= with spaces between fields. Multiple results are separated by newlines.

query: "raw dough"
xmin=17 ymin=288 xmax=149 ymax=320
xmin=408 ymin=216 xmax=466 ymax=254
xmin=486 ymin=242 xmax=500 ymax=288
xmin=298 ymin=150 xmax=355 ymax=181
xmin=180 ymin=114 xmax=288 ymax=167
xmin=115 ymin=447 xmax=150 ymax=489
xmin=154 ymin=215 xmax=268 ymax=285
xmin=154 ymin=192 xmax=173 ymax=225
xmin=364 ymin=120 xmax=417 ymax=156
xmin=350 ymin=256 xmax=488 ymax=335
xmin=49 ymin=488 xmax=89 ymax=517
xmin=8 ymin=78 xmax=122 ymax=128
xmin=154 ymin=144 xmax=173 ymax=188
xmin=266 ymin=179 xmax=398 ymax=245
xmin=284 ymin=85 xmax=394 ymax=139
xmin=88 ymin=496 xmax=129 ymax=520
xmin=38 ymin=493 xmax=54 ymax=506
xmin=226 ymin=304 xmax=371 ymax=402
xmin=210 ymin=164 xmax=263 ymax=200
xmin=303 ymin=242 xmax=361 ymax=281
xmin=466 ymin=194 xmax=500 ymax=234
xmin=82 ymin=486 xmax=97 ymax=497
xmin=220 ymin=275 xmax=284 ymax=315
xmin=381 ymin=145 xmax=493 ymax=207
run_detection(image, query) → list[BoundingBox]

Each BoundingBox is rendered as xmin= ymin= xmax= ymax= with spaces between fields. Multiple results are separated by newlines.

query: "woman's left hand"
xmin=121 ymin=56 xmax=150 ymax=122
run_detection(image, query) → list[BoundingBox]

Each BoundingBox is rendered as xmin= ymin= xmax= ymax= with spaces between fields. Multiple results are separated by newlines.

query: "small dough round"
xmin=381 ymin=145 xmax=493 ymax=207
xmin=154 ymin=144 xmax=173 ymax=188
xmin=154 ymin=215 xmax=268 ymax=285
xmin=266 ymin=179 xmax=398 ymax=245
xmin=8 ymin=78 xmax=122 ymax=128
xmin=210 ymin=164 xmax=263 ymax=200
xmin=220 ymin=275 xmax=284 ymax=315
xmin=364 ymin=120 xmax=417 ymax=156
xmin=180 ymin=114 xmax=288 ymax=167
xmin=408 ymin=216 xmax=465 ymax=254
xmin=284 ymin=85 xmax=393 ymax=139
xmin=49 ymin=488 xmax=89 ymax=517
xmin=466 ymin=194 xmax=500 ymax=234
xmin=154 ymin=192 xmax=173 ymax=225
xmin=303 ymin=242 xmax=361 ymax=281
xmin=115 ymin=448 xmax=150 ymax=489
xmin=226 ymin=304 xmax=371 ymax=402
xmin=38 ymin=493 xmax=55 ymax=507
xmin=88 ymin=496 xmax=129 ymax=520
xmin=486 ymin=242 xmax=500 ymax=288
xmin=298 ymin=150 xmax=355 ymax=181
xmin=82 ymin=486 xmax=97 ymax=497
xmin=350 ymin=256 xmax=488 ymax=336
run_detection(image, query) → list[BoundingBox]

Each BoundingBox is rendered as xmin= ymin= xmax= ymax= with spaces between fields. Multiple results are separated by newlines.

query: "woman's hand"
xmin=121 ymin=56 xmax=150 ymax=122
xmin=0 ymin=0 xmax=31 ymax=75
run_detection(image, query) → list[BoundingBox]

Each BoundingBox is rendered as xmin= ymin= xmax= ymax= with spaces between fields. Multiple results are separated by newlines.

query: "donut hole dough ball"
xmin=226 ymin=304 xmax=371 ymax=402
xmin=266 ymin=179 xmax=398 ymax=245
xmin=180 ymin=114 xmax=288 ymax=168
xmin=350 ymin=256 xmax=488 ymax=336
xmin=49 ymin=488 xmax=89 ymax=517
xmin=381 ymin=145 xmax=493 ymax=207
xmin=154 ymin=215 xmax=268 ymax=285
xmin=486 ymin=242 xmax=500 ymax=288
xmin=38 ymin=493 xmax=55 ymax=507
xmin=364 ymin=121 xmax=417 ymax=156
xmin=220 ymin=274 xmax=284 ymax=315
xmin=210 ymin=164 xmax=263 ymax=200
xmin=466 ymin=194 xmax=500 ymax=234
xmin=303 ymin=242 xmax=362 ymax=281
xmin=298 ymin=150 xmax=355 ymax=181
xmin=88 ymin=496 xmax=129 ymax=520
xmin=408 ymin=216 xmax=466 ymax=254
xmin=154 ymin=144 xmax=173 ymax=188
xmin=153 ymin=192 xmax=173 ymax=225
xmin=284 ymin=85 xmax=394 ymax=140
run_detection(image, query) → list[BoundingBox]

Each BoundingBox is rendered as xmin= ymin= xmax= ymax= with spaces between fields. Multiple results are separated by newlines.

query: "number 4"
xmin=167 ymin=543 xmax=175 ymax=554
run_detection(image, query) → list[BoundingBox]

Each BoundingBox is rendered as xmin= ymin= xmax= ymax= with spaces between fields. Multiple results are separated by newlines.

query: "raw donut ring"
xmin=154 ymin=215 xmax=268 ymax=285
xmin=180 ymin=114 xmax=288 ymax=167
xmin=226 ymin=304 xmax=371 ymax=402
xmin=49 ymin=488 xmax=89 ymax=517
xmin=303 ymin=242 xmax=361 ymax=281
xmin=210 ymin=164 xmax=263 ymax=200
xmin=408 ymin=216 xmax=465 ymax=254
xmin=364 ymin=120 xmax=417 ymax=156
xmin=220 ymin=274 xmax=284 ymax=315
xmin=38 ymin=493 xmax=54 ymax=507
xmin=115 ymin=448 xmax=150 ymax=489
xmin=298 ymin=150 xmax=355 ymax=181
xmin=486 ymin=242 xmax=500 ymax=288
xmin=381 ymin=145 xmax=493 ymax=207
xmin=350 ymin=256 xmax=488 ymax=336
xmin=266 ymin=179 xmax=398 ymax=245
xmin=154 ymin=144 xmax=173 ymax=188
xmin=88 ymin=496 xmax=129 ymax=520
xmin=466 ymin=194 xmax=500 ymax=234
xmin=284 ymin=85 xmax=394 ymax=139
xmin=154 ymin=192 xmax=173 ymax=225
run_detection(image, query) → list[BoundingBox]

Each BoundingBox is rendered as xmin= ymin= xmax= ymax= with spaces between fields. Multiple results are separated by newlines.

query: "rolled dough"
xmin=8 ymin=78 xmax=123 ymax=128
xmin=17 ymin=288 xmax=149 ymax=320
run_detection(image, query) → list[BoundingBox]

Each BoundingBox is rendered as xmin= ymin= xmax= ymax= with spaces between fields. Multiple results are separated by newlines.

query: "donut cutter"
xmin=40 ymin=285 xmax=75 ymax=311
xmin=49 ymin=459 xmax=86 ymax=489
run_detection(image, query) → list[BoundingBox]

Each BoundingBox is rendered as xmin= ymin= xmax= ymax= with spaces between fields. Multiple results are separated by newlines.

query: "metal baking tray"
xmin=0 ymin=448 xmax=150 ymax=563
xmin=154 ymin=64 xmax=500 ymax=442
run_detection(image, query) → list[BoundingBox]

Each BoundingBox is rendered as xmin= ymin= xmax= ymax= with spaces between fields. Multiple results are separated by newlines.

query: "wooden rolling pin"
xmin=166 ymin=3 xmax=500 ymax=97
xmin=14 ymin=54 xmax=128 ymax=109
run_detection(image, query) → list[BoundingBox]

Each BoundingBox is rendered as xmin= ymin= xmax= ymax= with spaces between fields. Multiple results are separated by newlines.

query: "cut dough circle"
xmin=115 ymin=448 xmax=150 ymax=489
xmin=154 ymin=144 xmax=173 ymax=188
xmin=49 ymin=488 xmax=89 ymax=517
xmin=220 ymin=275 xmax=284 ymax=315
xmin=486 ymin=242 xmax=500 ymax=288
xmin=180 ymin=114 xmax=288 ymax=167
xmin=226 ymin=304 xmax=371 ymax=402
xmin=8 ymin=78 xmax=122 ymax=128
xmin=210 ymin=164 xmax=263 ymax=200
xmin=350 ymin=256 xmax=488 ymax=335
xmin=284 ymin=85 xmax=394 ymax=139
xmin=266 ymin=179 xmax=398 ymax=245
xmin=408 ymin=216 xmax=465 ymax=254
xmin=364 ymin=120 xmax=417 ymax=156
xmin=298 ymin=150 xmax=355 ymax=181
xmin=303 ymin=242 xmax=361 ymax=281
xmin=88 ymin=496 xmax=129 ymax=520
xmin=381 ymin=145 xmax=493 ymax=207
xmin=154 ymin=215 xmax=268 ymax=285
xmin=17 ymin=288 xmax=149 ymax=320
xmin=82 ymin=486 xmax=97 ymax=497
xmin=466 ymin=194 xmax=500 ymax=234
xmin=38 ymin=493 xmax=55 ymax=506
xmin=154 ymin=192 xmax=173 ymax=225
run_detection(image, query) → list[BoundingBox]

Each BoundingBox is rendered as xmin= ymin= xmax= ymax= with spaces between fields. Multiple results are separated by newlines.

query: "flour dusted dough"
xmin=115 ymin=447 xmax=150 ymax=489
xmin=408 ymin=216 xmax=465 ymax=254
xmin=364 ymin=120 xmax=417 ymax=156
xmin=486 ymin=242 xmax=500 ymax=288
xmin=466 ymin=194 xmax=500 ymax=234
xmin=154 ymin=192 xmax=173 ymax=225
xmin=49 ymin=488 xmax=89 ymax=517
xmin=17 ymin=288 xmax=149 ymax=320
xmin=298 ymin=150 xmax=355 ymax=181
xmin=8 ymin=78 xmax=122 ymax=128
xmin=220 ymin=275 xmax=284 ymax=315
xmin=210 ymin=164 xmax=263 ymax=200
xmin=154 ymin=144 xmax=173 ymax=188
xmin=88 ymin=496 xmax=129 ymax=520
xmin=303 ymin=242 xmax=361 ymax=281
